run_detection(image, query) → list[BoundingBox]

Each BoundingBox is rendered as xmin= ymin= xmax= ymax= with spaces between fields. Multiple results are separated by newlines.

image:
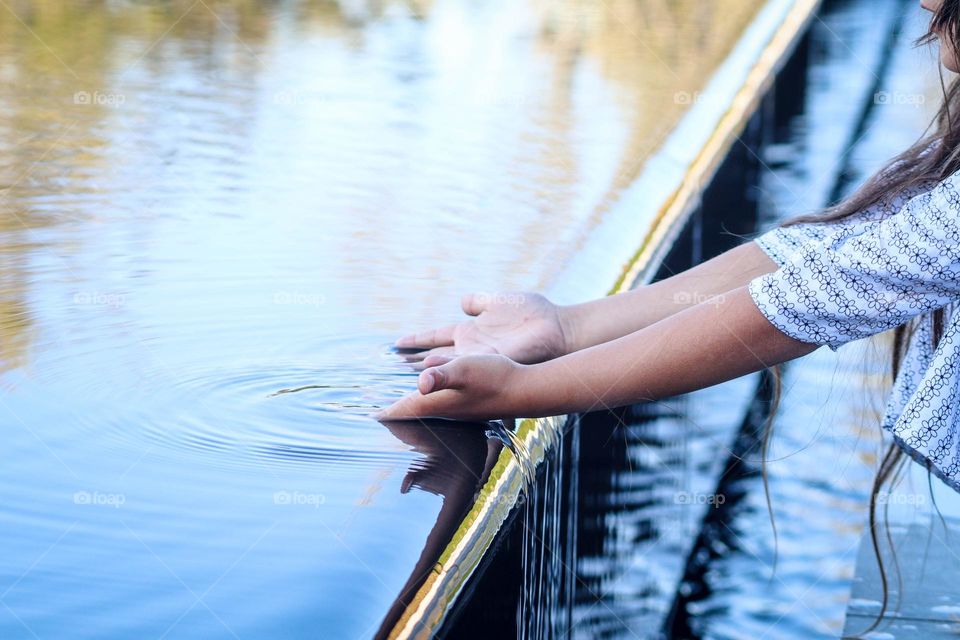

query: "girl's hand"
xmin=376 ymin=354 xmax=532 ymax=421
xmin=394 ymin=292 xmax=572 ymax=365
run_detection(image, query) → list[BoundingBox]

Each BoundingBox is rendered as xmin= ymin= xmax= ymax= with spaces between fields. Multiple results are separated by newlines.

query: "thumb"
xmin=418 ymin=360 xmax=463 ymax=395
xmin=461 ymin=292 xmax=490 ymax=317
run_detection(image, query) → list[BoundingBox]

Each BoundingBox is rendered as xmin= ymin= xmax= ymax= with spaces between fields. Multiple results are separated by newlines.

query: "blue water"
xmin=0 ymin=1 xmax=766 ymax=638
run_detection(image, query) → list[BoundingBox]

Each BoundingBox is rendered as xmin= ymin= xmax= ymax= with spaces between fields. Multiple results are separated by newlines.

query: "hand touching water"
xmin=378 ymin=284 xmax=815 ymax=422
xmin=394 ymin=292 xmax=572 ymax=365
xmin=376 ymin=354 xmax=537 ymax=421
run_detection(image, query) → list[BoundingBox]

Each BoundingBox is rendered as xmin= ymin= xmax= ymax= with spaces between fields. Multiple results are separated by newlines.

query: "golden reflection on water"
xmin=0 ymin=2 xmax=781 ymax=635
xmin=0 ymin=0 xmax=763 ymax=374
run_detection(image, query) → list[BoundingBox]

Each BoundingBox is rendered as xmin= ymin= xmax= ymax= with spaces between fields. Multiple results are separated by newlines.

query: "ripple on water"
xmin=75 ymin=344 xmax=421 ymax=472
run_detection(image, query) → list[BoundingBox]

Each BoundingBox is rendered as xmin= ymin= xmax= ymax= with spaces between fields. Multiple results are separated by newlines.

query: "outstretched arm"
xmin=395 ymin=240 xmax=779 ymax=364
xmin=561 ymin=240 xmax=778 ymax=353
xmin=377 ymin=285 xmax=816 ymax=421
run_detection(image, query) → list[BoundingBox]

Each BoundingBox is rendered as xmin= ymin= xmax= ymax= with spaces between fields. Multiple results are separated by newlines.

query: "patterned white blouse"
xmin=749 ymin=172 xmax=960 ymax=492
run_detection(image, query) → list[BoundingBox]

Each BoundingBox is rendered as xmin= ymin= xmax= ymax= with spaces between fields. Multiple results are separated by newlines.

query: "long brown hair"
xmin=762 ymin=1 xmax=960 ymax=635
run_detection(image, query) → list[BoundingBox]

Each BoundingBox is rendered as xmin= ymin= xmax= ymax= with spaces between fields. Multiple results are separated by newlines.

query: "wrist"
xmin=509 ymin=362 xmax=550 ymax=418
xmin=511 ymin=359 xmax=577 ymax=418
xmin=556 ymin=303 xmax=582 ymax=356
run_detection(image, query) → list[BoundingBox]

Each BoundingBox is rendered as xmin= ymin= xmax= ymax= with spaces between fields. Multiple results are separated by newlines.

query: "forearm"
xmin=560 ymin=240 xmax=778 ymax=354
xmin=524 ymin=285 xmax=816 ymax=417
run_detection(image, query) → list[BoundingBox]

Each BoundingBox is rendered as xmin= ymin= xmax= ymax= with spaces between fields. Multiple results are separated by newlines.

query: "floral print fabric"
xmin=750 ymin=175 xmax=960 ymax=492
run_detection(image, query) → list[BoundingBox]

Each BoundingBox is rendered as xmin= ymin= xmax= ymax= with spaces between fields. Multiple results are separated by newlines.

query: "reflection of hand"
xmin=377 ymin=354 xmax=528 ymax=422
xmin=394 ymin=292 xmax=571 ymax=365
xmin=379 ymin=419 xmax=497 ymax=498
xmin=373 ymin=419 xmax=505 ymax=639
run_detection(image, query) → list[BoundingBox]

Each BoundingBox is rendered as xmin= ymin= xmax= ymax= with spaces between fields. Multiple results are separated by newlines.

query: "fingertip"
xmin=418 ymin=370 xmax=436 ymax=394
xmin=461 ymin=292 xmax=480 ymax=316
xmin=422 ymin=354 xmax=454 ymax=368
xmin=394 ymin=335 xmax=414 ymax=348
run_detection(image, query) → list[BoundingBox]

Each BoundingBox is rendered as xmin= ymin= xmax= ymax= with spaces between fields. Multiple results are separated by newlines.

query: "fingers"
xmin=374 ymin=389 xmax=452 ymax=421
xmin=418 ymin=358 xmax=462 ymax=395
xmin=397 ymin=342 xmax=496 ymax=368
xmin=461 ymin=293 xmax=490 ymax=317
xmin=395 ymin=324 xmax=457 ymax=350
xmin=374 ymin=393 xmax=421 ymax=420
xmin=398 ymin=346 xmax=456 ymax=364
xmin=423 ymin=349 xmax=457 ymax=368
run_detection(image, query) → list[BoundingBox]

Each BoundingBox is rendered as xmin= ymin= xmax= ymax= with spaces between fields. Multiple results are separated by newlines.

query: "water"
xmin=569 ymin=374 xmax=761 ymax=639
xmin=0 ymin=1 xmax=769 ymax=638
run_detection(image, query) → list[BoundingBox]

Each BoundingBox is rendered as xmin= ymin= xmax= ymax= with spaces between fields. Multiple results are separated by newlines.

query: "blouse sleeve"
xmin=754 ymin=222 xmax=835 ymax=267
xmin=748 ymin=175 xmax=960 ymax=351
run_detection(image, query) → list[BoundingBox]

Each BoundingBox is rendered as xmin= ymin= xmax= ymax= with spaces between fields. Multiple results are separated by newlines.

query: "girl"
xmin=379 ymin=0 xmax=960 ymax=512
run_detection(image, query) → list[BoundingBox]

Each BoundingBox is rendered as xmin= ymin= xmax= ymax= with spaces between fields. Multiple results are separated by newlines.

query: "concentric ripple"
xmin=71 ymin=343 xmax=422 ymax=472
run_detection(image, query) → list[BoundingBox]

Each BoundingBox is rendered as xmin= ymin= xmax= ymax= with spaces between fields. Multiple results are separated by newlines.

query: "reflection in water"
xmin=0 ymin=0 xmax=766 ymax=637
xmin=375 ymin=420 xmax=502 ymax=638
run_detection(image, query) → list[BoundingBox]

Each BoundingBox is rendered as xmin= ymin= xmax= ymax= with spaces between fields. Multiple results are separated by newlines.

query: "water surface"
xmin=0 ymin=1 xmax=765 ymax=637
